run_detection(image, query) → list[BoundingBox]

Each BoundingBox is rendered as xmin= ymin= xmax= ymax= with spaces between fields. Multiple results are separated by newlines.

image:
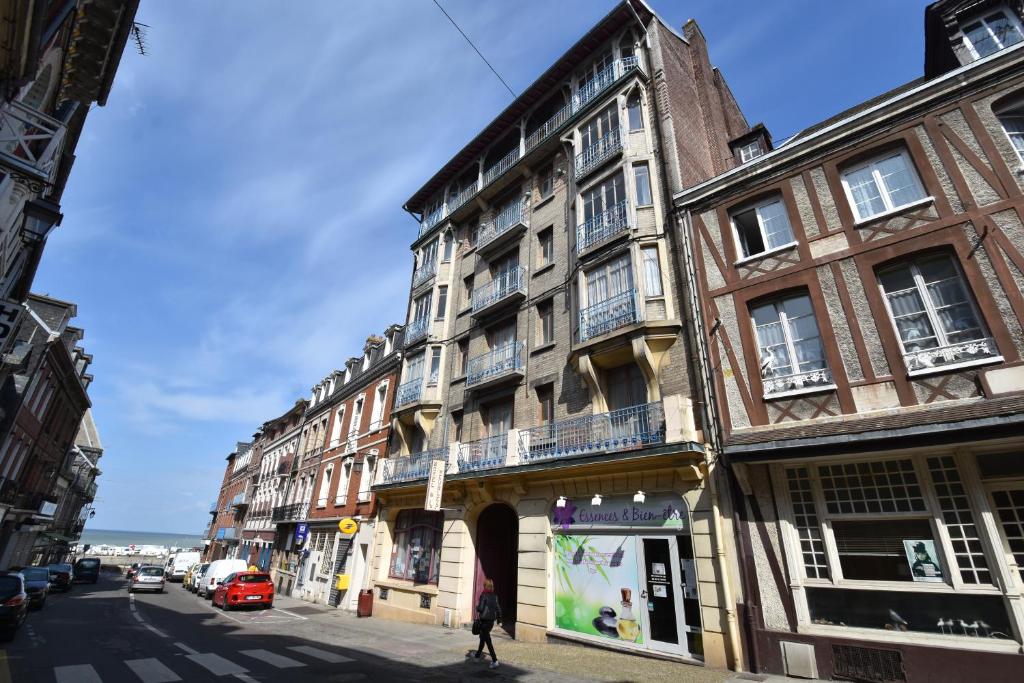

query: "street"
xmin=0 ymin=573 xmax=737 ymax=683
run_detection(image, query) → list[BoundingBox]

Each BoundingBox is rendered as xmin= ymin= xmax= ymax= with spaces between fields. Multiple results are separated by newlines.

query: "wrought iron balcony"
xmin=395 ymin=378 xmax=423 ymax=408
xmin=572 ymin=56 xmax=640 ymax=112
xmin=762 ymin=368 xmax=835 ymax=396
xmin=472 ymin=267 xmax=526 ymax=316
xmin=411 ymin=260 xmax=437 ymax=289
xmin=466 ymin=341 xmax=525 ymax=388
xmin=483 ymin=147 xmax=521 ymax=186
xmin=271 ymin=502 xmax=308 ymax=522
xmin=458 ymin=433 xmax=508 ymax=473
xmin=449 ymin=182 xmax=479 ymax=212
xmin=405 ymin=317 xmax=430 ymax=346
xmin=526 ymin=103 xmax=571 ymax=152
xmin=903 ymin=337 xmax=1000 ymax=374
xmin=575 ymin=128 xmax=623 ymax=180
xmin=579 ymin=289 xmax=641 ymax=342
xmin=577 ymin=200 xmax=630 ymax=253
xmin=380 ymin=447 xmax=447 ymax=484
xmin=518 ymin=401 xmax=665 ymax=464
xmin=418 ymin=205 xmax=444 ymax=237
xmin=0 ymin=100 xmax=67 ymax=184
xmin=477 ymin=199 xmax=528 ymax=254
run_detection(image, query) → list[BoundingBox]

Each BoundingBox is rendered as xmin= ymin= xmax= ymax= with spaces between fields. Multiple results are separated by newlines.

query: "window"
xmin=627 ymin=91 xmax=643 ymax=131
xmin=441 ymin=231 xmax=454 ymax=262
xmin=435 ymin=286 xmax=448 ymax=321
xmin=961 ymin=10 xmax=1023 ymax=59
xmin=586 ymin=252 xmax=633 ymax=306
xmin=537 ymin=299 xmax=554 ymax=345
xmin=427 ymin=346 xmax=442 ymax=385
xmin=537 ymin=383 xmax=554 ymax=424
xmin=457 ymin=339 xmax=468 ymax=376
xmin=421 ymin=238 xmax=439 ymax=271
xmin=357 ymin=453 xmax=375 ymax=502
xmin=538 ymin=227 xmax=554 ymax=266
xmin=633 ymin=163 xmax=652 ymax=206
xmin=317 ymin=465 xmax=333 ymax=507
xmin=451 ymin=410 xmax=463 ymax=443
xmin=737 ymin=140 xmax=763 ymax=163
xmin=349 ymin=397 xmax=364 ymax=440
xmin=580 ymin=103 xmax=619 ymax=151
xmin=540 ymin=164 xmax=554 ymax=199
xmin=412 ymin=291 xmax=432 ymax=324
xmin=751 ymin=293 xmax=831 ymax=395
xmin=877 ymin=253 xmax=997 ymax=373
xmin=389 ymin=509 xmax=443 ymax=584
xmin=641 ymin=246 xmax=663 ymax=297
xmin=463 ymin=275 xmax=474 ymax=308
xmin=731 ymin=196 xmax=795 ymax=259
xmin=369 ymin=382 xmax=387 ymax=430
xmin=841 ymin=149 xmax=926 ymax=221
xmin=998 ymin=111 xmax=1024 ymax=161
xmin=329 ymin=406 xmax=345 ymax=447
xmin=582 ymin=171 xmax=626 ymax=225
xmin=406 ymin=352 xmax=424 ymax=385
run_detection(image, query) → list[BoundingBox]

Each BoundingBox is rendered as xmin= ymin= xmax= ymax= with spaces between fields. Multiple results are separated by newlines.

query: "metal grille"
xmin=927 ymin=456 xmax=991 ymax=585
xmin=328 ymin=538 xmax=352 ymax=607
xmin=786 ymin=467 xmax=829 ymax=579
xmin=990 ymin=487 xmax=1024 ymax=583
xmin=818 ymin=459 xmax=925 ymax=515
xmin=831 ymin=644 xmax=906 ymax=683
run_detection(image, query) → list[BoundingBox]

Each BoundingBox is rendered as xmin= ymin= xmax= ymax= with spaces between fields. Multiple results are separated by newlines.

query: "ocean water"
xmin=79 ymin=528 xmax=204 ymax=549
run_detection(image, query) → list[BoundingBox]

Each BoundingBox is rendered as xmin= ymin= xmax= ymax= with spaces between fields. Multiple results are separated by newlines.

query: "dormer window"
xmin=737 ymin=140 xmax=763 ymax=163
xmin=961 ymin=9 xmax=1023 ymax=60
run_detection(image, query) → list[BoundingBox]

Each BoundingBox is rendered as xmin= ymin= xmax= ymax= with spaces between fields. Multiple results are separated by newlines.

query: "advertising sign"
xmin=550 ymin=494 xmax=688 ymax=532
xmin=553 ymin=534 xmax=644 ymax=645
xmin=294 ymin=523 xmax=309 ymax=545
xmin=424 ymin=456 xmax=446 ymax=512
xmin=338 ymin=517 xmax=358 ymax=535
xmin=903 ymin=539 xmax=943 ymax=582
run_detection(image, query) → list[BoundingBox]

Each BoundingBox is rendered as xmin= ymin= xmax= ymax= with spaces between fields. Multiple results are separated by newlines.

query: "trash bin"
xmin=357 ymin=588 xmax=373 ymax=617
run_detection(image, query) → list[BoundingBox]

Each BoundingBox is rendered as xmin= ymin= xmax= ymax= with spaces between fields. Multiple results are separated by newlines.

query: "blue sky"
xmin=34 ymin=0 xmax=931 ymax=534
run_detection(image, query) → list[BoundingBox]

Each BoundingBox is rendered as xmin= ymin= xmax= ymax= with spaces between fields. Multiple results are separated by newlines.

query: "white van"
xmin=199 ymin=559 xmax=248 ymax=599
xmin=165 ymin=551 xmax=201 ymax=582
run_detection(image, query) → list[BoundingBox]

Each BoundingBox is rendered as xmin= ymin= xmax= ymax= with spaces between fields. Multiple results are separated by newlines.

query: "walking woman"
xmin=473 ymin=578 xmax=502 ymax=669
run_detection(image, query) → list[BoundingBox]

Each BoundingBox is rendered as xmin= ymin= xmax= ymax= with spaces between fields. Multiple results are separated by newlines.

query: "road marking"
xmin=132 ymin=611 xmax=145 ymax=622
xmin=141 ymin=623 xmax=169 ymax=638
xmin=287 ymin=645 xmax=354 ymax=663
xmin=271 ymin=607 xmax=308 ymax=620
xmin=125 ymin=658 xmax=182 ymax=683
xmin=55 ymin=665 xmax=103 ymax=683
xmin=173 ymin=642 xmax=199 ymax=655
xmin=185 ymin=653 xmax=248 ymax=676
xmin=239 ymin=649 xmax=305 ymax=668
xmin=233 ymin=675 xmax=259 ymax=683
xmin=0 ymin=651 xmax=10 ymax=683
xmin=129 ymin=593 xmax=136 ymax=611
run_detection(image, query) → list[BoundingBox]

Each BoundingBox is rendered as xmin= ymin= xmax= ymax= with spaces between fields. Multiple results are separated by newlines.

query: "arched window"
xmin=626 ymin=91 xmax=643 ymax=131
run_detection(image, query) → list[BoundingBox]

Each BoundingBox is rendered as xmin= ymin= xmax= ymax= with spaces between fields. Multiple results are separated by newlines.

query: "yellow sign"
xmin=335 ymin=574 xmax=350 ymax=590
xmin=338 ymin=517 xmax=358 ymax=535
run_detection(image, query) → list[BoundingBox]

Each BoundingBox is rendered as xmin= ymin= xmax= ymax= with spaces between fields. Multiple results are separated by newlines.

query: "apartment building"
xmin=675 ymin=1 xmax=1024 ymax=679
xmin=294 ymin=327 xmax=402 ymax=609
xmin=370 ymin=0 xmax=748 ymax=667
xmin=205 ymin=441 xmax=252 ymax=562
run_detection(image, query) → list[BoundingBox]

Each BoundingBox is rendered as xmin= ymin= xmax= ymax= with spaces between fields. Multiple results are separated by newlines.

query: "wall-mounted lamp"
xmin=556 ymin=496 xmax=567 ymax=508
xmin=591 ymin=494 xmax=602 ymax=506
xmin=19 ymin=197 xmax=63 ymax=244
xmin=633 ymin=491 xmax=646 ymax=504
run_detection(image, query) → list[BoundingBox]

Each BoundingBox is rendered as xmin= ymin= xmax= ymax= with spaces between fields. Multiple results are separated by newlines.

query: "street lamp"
xmin=19 ymin=197 xmax=63 ymax=244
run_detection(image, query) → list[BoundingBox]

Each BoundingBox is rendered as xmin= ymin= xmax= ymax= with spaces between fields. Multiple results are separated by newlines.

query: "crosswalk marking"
xmin=173 ymin=642 xmax=199 ymax=655
xmin=287 ymin=645 xmax=354 ymax=663
xmin=239 ymin=649 xmax=305 ymax=668
xmin=125 ymin=658 xmax=182 ymax=683
xmin=185 ymin=653 xmax=249 ymax=676
xmin=55 ymin=665 xmax=103 ymax=683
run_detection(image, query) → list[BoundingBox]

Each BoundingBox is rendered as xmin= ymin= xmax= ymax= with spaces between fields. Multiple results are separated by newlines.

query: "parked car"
xmin=19 ymin=567 xmax=49 ymax=609
xmin=198 ymin=559 xmax=247 ymax=599
xmin=212 ymin=571 xmax=274 ymax=610
xmin=190 ymin=563 xmax=211 ymax=593
xmin=46 ymin=564 xmax=74 ymax=592
xmin=182 ymin=563 xmax=198 ymax=588
xmin=165 ymin=551 xmax=200 ymax=582
xmin=129 ymin=566 xmax=165 ymax=593
xmin=0 ymin=572 xmax=28 ymax=641
xmin=73 ymin=558 xmax=100 ymax=584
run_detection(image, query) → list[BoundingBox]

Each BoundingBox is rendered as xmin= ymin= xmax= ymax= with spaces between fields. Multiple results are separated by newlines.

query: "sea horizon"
xmin=79 ymin=528 xmax=206 ymax=549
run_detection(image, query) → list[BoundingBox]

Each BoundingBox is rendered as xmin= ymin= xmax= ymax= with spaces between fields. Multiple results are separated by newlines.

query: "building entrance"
xmin=474 ymin=503 xmax=518 ymax=636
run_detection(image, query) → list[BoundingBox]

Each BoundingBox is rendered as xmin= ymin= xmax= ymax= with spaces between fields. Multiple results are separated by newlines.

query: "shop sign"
xmin=551 ymin=493 xmax=688 ymax=532
xmin=338 ymin=517 xmax=358 ymax=535
xmin=294 ymin=523 xmax=309 ymax=544
xmin=424 ymin=457 xmax=446 ymax=511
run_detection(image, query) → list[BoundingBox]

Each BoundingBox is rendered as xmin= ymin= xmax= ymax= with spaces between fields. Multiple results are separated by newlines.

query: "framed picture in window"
xmin=902 ymin=539 xmax=943 ymax=583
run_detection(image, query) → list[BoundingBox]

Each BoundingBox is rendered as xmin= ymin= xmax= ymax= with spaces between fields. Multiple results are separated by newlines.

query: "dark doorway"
xmin=473 ymin=503 xmax=518 ymax=636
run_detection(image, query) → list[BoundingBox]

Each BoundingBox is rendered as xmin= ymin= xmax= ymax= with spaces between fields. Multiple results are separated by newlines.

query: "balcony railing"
xmin=903 ymin=337 xmax=1000 ymax=373
xmin=483 ymin=147 xmax=521 ymax=186
xmin=526 ymin=102 xmax=572 ymax=152
xmin=572 ymin=56 xmax=639 ymax=112
xmin=396 ymin=378 xmax=423 ymax=408
xmin=472 ymin=267 xmax=526 ymax=314
xmin=418 ymin=206 xmax=444 ymax=237
xmin=449 ymin=182 xmax=479 ymax=212
xmin=575 ymin=128 xmax=623 ymax=179
xmin=381 ymin=447 xmax=447 ymax=484
xmin=579 ymin=289 xmax=641 ymax=341
xmin=577 ymin=199 xmax=629 ymax=252
xmin=458 ymin=433 xmax=508 ymax=473
xmin=477 ymin=199 xmax=527 ymax=250
xmin=271 ymin=502 xmax=308 ymax=522
xmin=466 ymin=341 xmax=524 ymax=387
xmin=518 ymin=401 xmax=665 ymax=464
xmin=405 ymin=317 xmax=429 ymax=346
xmin=762 ymin=368 xmax=834 ymax=396
xmin=231 ymin=492 xmax=247 ymax=508
xmin=0 ymin=100 xmax=67 ymax=183
xmin=411 ymin=260 xmax=437 ymax=288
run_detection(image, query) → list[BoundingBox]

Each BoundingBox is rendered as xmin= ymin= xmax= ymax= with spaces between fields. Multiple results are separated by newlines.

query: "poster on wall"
xmin=553 ymin=535 xmax=644 ymax=645
xmin=902 ymin=539 xmax=943 ymax=582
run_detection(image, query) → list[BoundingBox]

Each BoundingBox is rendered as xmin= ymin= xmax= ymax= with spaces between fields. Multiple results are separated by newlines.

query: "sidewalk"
xmin=270 ymin=594 xmax=811 ymax=683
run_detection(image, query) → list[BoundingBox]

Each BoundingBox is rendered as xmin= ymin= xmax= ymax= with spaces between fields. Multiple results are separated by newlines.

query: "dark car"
xmin=0 ymin=572 xmax=28 ymax=640
xmin=47 ymin=563 xmax=73 ymax=592
xmin=19 ymin=567 xmax=49 ymax=609
xmin=73 ymin=557 xmax=100 ymax=584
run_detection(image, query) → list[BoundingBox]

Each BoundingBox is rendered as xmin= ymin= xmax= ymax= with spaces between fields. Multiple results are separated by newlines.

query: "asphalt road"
xmin=0 ymin=573 xmax=475 ymax=682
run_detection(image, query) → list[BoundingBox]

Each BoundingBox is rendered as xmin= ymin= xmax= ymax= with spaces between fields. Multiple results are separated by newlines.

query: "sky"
xmin=34 ymin=0 xmax=932 ymax=534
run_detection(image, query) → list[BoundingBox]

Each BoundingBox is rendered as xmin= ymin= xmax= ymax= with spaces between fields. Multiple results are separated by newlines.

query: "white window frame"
xmin=997 ymin=109 xmax=1024 ymax=163
xmin=840 ymin=148 xmax=930 ymax=223
xmin=737 ymin=140 xmax=762 ymax=163
xmin=730 ymin=195 xmax=797 ymax=262
xmin=369 ymin=381 xmax=388 ymax=431
xmin=335 ymin=456 xmax=353 ymax=506
xmin=317 ymin=464 xmax=333 ymax=508
xmin=750 ymin=293 xmax=834 ymax=398
xmin=961 ymin=9 xmax=1024 ymax=60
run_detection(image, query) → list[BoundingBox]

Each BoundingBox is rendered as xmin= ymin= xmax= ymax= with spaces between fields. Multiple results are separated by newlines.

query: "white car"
xmin=198 ymin=559 xmax=247 ymax=599
xmin=129 ymin=566 xmax=165 ymax=593
xmin=189 ymin=562 xmax=211 ymax=593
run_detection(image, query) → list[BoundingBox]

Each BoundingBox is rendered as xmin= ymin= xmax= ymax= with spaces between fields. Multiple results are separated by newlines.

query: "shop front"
xmin=549 ymin=493 xmax=703 ymax=661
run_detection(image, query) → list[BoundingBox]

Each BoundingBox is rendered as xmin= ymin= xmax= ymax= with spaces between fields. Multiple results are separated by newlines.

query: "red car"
xmin=212 ymin=572 xmax=274 ymax=610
